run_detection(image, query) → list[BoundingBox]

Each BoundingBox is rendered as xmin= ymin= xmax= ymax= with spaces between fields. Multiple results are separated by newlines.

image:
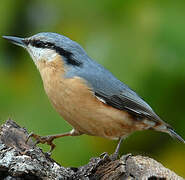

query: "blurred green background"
xmin=0 ymin=0 xmax=185 ymax=176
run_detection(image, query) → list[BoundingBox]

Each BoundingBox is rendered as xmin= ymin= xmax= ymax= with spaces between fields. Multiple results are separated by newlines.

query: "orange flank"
xmin=36 ymin=55 xmax=149 ymax=140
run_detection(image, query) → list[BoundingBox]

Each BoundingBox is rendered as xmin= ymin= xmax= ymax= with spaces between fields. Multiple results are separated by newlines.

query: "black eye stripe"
xmin=27 ymin=39 xmax=82 ymax=67
xmin=28 ymin=40 xmax=54 ymax=48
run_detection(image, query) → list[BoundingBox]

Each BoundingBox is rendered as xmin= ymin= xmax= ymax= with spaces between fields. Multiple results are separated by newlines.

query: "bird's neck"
xmin=35 ymin=55 xmax=65 ymax=77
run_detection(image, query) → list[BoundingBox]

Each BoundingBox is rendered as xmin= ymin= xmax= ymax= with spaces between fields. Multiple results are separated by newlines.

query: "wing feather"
xmin=95 ymin=90 xmax=162 ymax=123
xmin=65 ymin=58 xmax=164 ymax=124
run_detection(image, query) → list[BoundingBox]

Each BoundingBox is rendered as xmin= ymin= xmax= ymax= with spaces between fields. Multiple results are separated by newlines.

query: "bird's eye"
xmin=30 ymin=40 xmax=54 ymax=49
xmin=32 ymin=40 xmax=44 ymax=48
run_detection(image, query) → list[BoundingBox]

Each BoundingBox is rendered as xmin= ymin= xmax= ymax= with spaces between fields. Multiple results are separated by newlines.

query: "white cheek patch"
xmin=27 ymin=46 xmax=58 ymax=63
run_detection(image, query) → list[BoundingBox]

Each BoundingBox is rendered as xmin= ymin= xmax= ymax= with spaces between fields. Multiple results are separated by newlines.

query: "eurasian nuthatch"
xmin=3 ymin=33 xmax=185 ymax=158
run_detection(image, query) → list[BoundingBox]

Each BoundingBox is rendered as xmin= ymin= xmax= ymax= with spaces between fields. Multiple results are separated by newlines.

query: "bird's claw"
xmin=109 ymin=152 xmax=119 ymax=161
xmin=45 ymin=151 xmax=52 ymax=157
xmin=99 ymin=152 xmax=112 ymax=164
xmin=26 ymin=132 xmax=56 ymax=154
xmin=25 ymin=132 xmax=34 ymax=144
xmin=100 ymin=152 xmax=119 ymax=161
xmin=100 ymin=152 xmax=108 ymax=159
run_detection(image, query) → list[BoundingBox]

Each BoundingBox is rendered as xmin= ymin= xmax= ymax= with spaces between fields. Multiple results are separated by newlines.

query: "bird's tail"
xmin=167 ymin=127 xmax=185 ymax=143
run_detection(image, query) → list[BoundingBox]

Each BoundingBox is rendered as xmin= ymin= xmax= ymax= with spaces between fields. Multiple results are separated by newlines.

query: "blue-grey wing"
xmin=65 ymin=59 xmax=163 ymax=123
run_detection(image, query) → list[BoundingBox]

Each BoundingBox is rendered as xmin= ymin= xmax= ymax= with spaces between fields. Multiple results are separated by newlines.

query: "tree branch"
xmin=0 ymin=119 xmax=183 ymax=180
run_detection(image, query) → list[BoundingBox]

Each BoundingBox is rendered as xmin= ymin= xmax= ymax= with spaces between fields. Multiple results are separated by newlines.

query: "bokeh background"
xmin=0 ymin=0 xmax=185 ymax=176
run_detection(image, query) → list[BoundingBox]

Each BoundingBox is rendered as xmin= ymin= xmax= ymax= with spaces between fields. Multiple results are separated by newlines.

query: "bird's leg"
xmin=110 ymin=136 xmax=124 ymax=160
xmin=26 ymin=129 xmax=82 ymax=154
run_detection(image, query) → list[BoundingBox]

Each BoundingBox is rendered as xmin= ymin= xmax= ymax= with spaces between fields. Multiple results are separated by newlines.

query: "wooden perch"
xmin=0 ymin=119 xmax=183 ymax=180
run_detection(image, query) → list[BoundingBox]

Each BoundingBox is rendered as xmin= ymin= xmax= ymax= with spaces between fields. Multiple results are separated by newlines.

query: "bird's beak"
xmin=2 ymin=36 xmax=26 ymax=48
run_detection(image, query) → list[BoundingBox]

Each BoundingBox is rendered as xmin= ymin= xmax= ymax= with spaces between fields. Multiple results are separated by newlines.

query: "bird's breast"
xmin=35 ymin=55 xmax=149 ymax=139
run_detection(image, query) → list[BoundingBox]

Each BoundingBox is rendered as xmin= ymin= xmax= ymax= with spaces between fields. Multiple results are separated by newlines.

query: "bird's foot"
xmin=109 ymin=152 xmax=119 ymax=161
xmin=99 ymin=151 xmax=119 ymax=161
xmin=98 ymin=151 xmax=119 ymax=167
xmin=100 ymin=152 xmax=110 ymax=160
xmin=26 ymin=132 xmax=56 ymax=155
xmin=98 ymin=152 xmax=111 ymax=165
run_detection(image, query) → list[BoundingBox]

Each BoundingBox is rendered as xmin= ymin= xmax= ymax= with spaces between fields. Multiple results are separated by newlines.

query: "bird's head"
xmin=3 ymin=32 xmax=87 ymax=67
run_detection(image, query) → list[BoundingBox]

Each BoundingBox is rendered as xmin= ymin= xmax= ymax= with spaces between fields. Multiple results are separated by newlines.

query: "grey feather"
xmin=3 ymin=32 xmax=184 ymax=142
xmin=31 ymin=32 xmax=163 ymax=124
xmin=9 ymin=32 xmax=164 ymax=123
xmin=65 ymin=56 xmax=164 ymax=123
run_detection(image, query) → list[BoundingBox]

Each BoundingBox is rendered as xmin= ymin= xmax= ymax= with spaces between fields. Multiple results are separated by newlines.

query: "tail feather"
xmin=167 ymin=127 xmax=185 ymax=143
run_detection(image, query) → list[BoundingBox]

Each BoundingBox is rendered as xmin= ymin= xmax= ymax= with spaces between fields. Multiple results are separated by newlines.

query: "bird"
xmin=3 ymin=32 xmax=185 ymax=159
